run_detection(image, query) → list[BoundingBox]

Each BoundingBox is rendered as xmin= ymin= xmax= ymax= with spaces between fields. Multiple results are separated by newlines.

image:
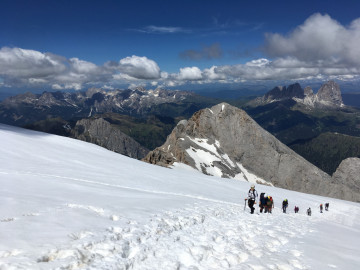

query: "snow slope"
xmin=0 ymin=124 xmax=359 ymax=269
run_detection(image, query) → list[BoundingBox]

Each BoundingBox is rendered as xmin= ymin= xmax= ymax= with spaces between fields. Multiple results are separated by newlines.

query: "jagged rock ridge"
xmin=144 ymin=102 xmax=359 ymax=202
xmin=249 ymin=81 xmax=344 ymax=109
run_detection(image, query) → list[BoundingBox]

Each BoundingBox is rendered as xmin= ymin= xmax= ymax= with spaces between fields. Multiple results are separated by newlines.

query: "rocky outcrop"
xmin=316 ymin=80 xmax=344 ymax=107
xmin=145 ymin=103 xmax=348 ymax=197
xmin=144 ymin=102 xmax=360 ymax=201
xmin=72 ymin=118 xmax=149 ymax=159
xmin=331 ymin=158 xmax=360 ymax=202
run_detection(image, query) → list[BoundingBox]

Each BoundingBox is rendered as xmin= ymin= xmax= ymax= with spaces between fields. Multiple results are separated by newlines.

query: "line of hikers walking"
xmin=246 ymin=184 xmax=329 ymax=215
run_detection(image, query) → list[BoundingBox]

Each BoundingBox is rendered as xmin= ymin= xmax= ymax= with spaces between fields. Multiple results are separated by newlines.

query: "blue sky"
xmin=1 ymin=0 xmax=360 ymax=92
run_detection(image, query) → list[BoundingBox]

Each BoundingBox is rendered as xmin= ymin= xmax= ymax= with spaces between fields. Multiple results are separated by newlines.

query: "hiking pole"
xmin=244 ymin=198 xmax=247 ymax=211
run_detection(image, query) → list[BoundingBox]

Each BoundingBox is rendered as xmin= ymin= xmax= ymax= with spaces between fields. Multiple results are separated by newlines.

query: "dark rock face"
xmin=332 ymin=158 xmax=360 ymax=202
xmin=72 ymin=118 xmax=149 ymax=159
xmin=264 ymin=83 xmax=304 ymax=102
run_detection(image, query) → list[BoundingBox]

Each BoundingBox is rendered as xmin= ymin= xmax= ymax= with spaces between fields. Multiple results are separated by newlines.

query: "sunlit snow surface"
xmin=0 ymin=124 xmax=359 ymax=269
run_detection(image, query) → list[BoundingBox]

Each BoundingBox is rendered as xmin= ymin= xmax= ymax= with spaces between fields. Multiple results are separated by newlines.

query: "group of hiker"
xmin=247 ymin=184 xmax=274 ymax=214
xmin=246 ymin=184 xmax=330 ymax=215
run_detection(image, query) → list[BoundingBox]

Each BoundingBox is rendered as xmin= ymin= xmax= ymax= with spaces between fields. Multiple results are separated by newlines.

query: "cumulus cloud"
xmin=118 ymin=55 xmax=161 ymax=79
xmin=0 ymin=47 xmax=66 ymax=81
xmin=264 ymin=13 xmax=360 ymax=67
xmin=177 ymin=67 xmax=203 ymax=80
xmin=0 ymin=48 xmax=163 ymax=90
xmin=180 ymin=43 xmax=223 ymax=61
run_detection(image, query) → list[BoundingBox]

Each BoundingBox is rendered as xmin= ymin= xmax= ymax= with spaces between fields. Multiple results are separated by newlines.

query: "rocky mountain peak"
xmin=143 ymin=102 xmax=359 ymax=200
xmin=316 ymin=80 xmax=343 ymax=107
xmin=264 ymin=83 xmax=304 ymax=102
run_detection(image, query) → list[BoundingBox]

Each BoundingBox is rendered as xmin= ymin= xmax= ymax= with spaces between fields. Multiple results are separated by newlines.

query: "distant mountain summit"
xmin=249 ymin=81 xmax=344 ymax=109
xmin=263 ymin=83 xmax=304 ymax=102
xmin=144 ymin=103 xmax=359 ymax=202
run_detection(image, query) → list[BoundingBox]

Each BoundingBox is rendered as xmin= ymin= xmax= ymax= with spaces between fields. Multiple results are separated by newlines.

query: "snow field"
xmin=1 ymin=124 xmax=360 ymax=269
xmin=1 ymin=200 xmax=311 ymax=269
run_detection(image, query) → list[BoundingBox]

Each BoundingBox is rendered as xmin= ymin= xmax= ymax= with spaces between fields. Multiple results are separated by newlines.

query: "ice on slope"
xmin=0 ymin=124 xmax=360 ymax=269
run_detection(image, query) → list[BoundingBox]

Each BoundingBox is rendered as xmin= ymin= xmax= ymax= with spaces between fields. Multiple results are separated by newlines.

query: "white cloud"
xmin=0 ymin=48 xmax=163 ymax=89
xmin=264 ymin=13 xmax=360 ymax=67
xmin=203 ymin=66 xmax=226 ymax=80
xmin=245 ymin=58 xmax=270 ymax=67
xmin=178 ymin=67 xmax=203 ymax=80
xmin=69 ymin=58 xmax=99 ymax=74
xmin=0 ymin=47 xmax=66 ymax=79
xmin=117 ymin=55 xmax=161 ymax=80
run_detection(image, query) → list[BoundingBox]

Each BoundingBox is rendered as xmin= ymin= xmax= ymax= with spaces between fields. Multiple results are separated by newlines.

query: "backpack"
xmin=260 ymin=193 xmax=266 ymax=205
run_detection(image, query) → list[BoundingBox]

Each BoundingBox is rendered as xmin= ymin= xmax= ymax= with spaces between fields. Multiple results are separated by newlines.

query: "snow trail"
xmin=2 ymin=202 xmax=312 ymax=269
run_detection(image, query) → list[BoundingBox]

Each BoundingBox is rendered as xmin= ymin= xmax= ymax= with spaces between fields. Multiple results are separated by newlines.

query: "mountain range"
xmin=0 ymin=87 xmax=194 ymax=126
xmin=1 ymin=81 xmax=360 ymax=197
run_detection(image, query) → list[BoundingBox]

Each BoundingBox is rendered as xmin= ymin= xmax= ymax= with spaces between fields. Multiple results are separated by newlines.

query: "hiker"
xmin=265 ymin=196 xmax=274 ymax=213
xmin=259 ymin=192 xmax=267 ymax=213
xmin=247 ymin=184 xmax=258 ymax=214
xmin=294 ymin=206 xmax=299 ymax=213
xmin=320 ymin=204 xmax=323 ymax=213
xmin=325 ymin=203 xmax=329 ymax=211
xmin=282 ymin=199 xmax=289 ymax=213
xmin=307 ymin=208 xmax=311 ymax=216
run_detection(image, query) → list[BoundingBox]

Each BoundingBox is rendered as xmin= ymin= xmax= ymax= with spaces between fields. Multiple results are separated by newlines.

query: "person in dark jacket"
xmin=259 ymin=193 xmax=267 ymax=213
xmin=325 ymin=203 xmax=329 ymax=211
xmin=282 ymin=199 xmax=289 ymax=213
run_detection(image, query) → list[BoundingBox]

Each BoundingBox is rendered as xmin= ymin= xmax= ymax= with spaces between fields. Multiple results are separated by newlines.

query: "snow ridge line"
xmin=0 ymin=170 xmax=241 ymax=207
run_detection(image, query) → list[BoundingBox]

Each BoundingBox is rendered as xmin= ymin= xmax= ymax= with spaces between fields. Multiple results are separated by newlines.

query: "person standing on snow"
xmin=320 ymin=204 xmax=323 ymax=213
xmin=247 ymin=184 xmax=258 ymax=214
xmin=307 ymin=208 xmax=312 ymax=216
xmin=259 ymin=193 xmax=267 ymax=213
xmin=265 ymin=196 xmax=274 ymax=213
xmin=282 ymin=199 xmax=289 ymax=213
